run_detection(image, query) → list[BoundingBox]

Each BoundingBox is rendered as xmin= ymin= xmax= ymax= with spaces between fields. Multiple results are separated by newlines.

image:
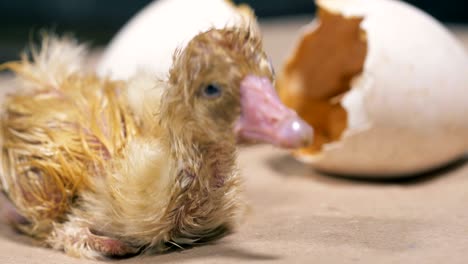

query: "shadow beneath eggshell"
xmin=319 ymin=155 xmax=468 ymax=186
xmin=266 ymin=153 xmax=468 ymax=186
xmin=265 ymin=154 xmax=364 ymax=186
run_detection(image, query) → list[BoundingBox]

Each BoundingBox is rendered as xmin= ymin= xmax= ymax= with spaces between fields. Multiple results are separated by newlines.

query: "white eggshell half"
xmin=291 ymin=0 xmax=468 ymax=177
xmin=97 ymin=0 xmax=247 ymax=80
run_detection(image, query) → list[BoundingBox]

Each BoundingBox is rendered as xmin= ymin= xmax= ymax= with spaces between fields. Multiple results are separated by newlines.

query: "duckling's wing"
xmin=0 ymin=36 xmax=138 ymax=235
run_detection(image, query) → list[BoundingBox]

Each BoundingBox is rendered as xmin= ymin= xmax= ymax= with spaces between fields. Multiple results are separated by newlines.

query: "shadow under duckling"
xmin=0 ymin=25 xmax=312 ymax=259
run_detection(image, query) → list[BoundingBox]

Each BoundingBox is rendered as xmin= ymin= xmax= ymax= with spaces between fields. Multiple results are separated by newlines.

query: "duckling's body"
xmin=1 ymin=37 xmax=244 ymax=258
xmin=0 ymin=25 xmax=312 ymax=259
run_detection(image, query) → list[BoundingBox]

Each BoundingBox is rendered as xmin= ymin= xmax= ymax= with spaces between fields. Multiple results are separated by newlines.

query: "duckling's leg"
xmin=48 ymin=219 xmax=140 ymax=259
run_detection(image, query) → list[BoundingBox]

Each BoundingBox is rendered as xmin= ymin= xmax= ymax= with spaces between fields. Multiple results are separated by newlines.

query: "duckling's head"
xmin=165 ymin=27 xmax=313 ymax=148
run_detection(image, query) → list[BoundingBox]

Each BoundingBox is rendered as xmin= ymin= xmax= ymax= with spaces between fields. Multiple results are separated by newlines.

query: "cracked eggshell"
xmin=97 ymin=0 xmax=250 ymax=80
xmin=278 ymin=0 xmax=468 ymax=178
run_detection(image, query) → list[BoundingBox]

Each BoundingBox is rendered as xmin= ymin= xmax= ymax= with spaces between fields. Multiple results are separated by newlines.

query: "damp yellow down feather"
xmin=0 ymin=37 xmax=138 ymax=235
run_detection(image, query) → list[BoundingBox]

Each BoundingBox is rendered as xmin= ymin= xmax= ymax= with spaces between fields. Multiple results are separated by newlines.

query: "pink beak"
xmin=235 ymin=75 xmax=313 ymax=149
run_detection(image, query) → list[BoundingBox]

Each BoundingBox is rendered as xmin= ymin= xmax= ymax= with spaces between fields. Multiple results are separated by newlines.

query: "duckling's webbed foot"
xmin=49 ymin=221 xmax=140 ymax=259
xmin=87 ymin=230 xmax=140 ymax=257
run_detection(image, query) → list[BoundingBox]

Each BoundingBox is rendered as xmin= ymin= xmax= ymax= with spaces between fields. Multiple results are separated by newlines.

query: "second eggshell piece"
xmin=97 ymin=0 xmax=250 ymax=80
xmin=278 ymin=0 xmax=468 ymax=178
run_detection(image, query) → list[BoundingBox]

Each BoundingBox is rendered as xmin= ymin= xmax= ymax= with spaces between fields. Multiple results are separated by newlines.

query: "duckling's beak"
xmin=235 ymin=75 xmax=314 ymax=149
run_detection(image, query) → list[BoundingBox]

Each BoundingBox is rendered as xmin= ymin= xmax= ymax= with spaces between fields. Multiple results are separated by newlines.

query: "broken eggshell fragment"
xmin=278 ymin=0 xmax=468 ymax=177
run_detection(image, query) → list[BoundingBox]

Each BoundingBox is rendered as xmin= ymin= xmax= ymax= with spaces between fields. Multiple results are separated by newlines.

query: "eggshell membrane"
xmin=97 ymin=0 xmax=250 ymax=80
xmin=278 ymin=0 xmax=468 ymax=177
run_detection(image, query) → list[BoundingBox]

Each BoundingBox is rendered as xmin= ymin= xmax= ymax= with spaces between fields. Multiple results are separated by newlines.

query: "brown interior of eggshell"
xmin=278 ymin=7 xmax=367 ymax=155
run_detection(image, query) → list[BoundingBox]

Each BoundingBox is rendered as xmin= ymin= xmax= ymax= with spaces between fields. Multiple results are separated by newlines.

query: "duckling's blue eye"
xmin=202 ymin=84 xmax=222 ymax=98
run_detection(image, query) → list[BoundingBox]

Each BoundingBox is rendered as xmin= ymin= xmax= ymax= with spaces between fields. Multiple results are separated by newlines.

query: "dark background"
xmin=0 ymin=0 xmax=466 ymax=62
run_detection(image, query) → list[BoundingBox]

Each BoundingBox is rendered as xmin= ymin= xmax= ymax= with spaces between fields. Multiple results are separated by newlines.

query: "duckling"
xmin=0 ymin=26 xmax=313 ymax=259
